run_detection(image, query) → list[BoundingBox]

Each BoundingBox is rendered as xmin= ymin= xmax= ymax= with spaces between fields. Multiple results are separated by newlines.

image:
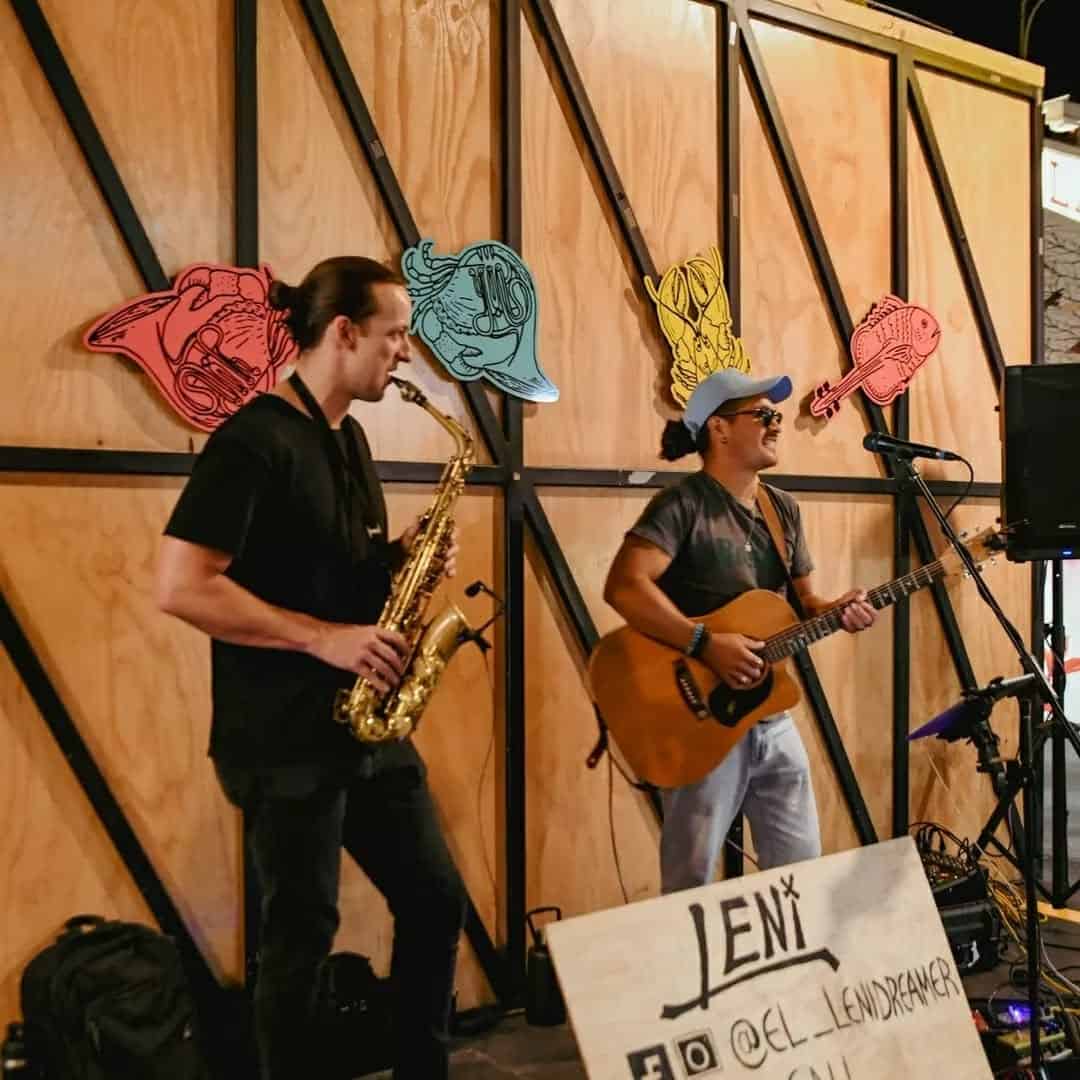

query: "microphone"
xmin=460 ymin=581 xmax=506 ymax=654
xmin=862 ymin=432 xmax=961 ymax=462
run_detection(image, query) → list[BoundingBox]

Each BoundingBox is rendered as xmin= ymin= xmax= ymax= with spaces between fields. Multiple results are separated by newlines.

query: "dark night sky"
xmin=891 ymin=1 xmax=1077 ymax=100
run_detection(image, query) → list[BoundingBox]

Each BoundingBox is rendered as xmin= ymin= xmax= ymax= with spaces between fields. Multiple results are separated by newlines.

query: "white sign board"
xmin=1044 ymin=144 xmax=1080 ymax=225
xmin=547 ymin=837 xmax=990 ymax=1080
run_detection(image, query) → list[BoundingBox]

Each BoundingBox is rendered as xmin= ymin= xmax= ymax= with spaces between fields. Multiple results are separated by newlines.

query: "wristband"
xmin=685 ymin=622 xmax=709 ymax=658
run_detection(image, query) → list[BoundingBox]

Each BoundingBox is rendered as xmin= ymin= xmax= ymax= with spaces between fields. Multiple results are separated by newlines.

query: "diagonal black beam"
xmin=0 ymin=591 xmax=219 ymax=994
xmin=522 ymin=490 xmax=665 ymax=824
xmin=793 ymin=654 xmax=877 ymax=844
xmin=736 ymin=2 xmax=854 ymax=345
xmin=297 ymin=0 xmax=506 ymax=469
xmin=642 ymin=4 xmax=874 ymax=842
xmin=8 ymin=0 xmax=222 ymax=993
xmin=11 ymin=0 xmax=168 ymax=292
xmin=738 ymin=15 xmax=978 ymax=699
xmin=521 ymin=491 xmax=598 ymax=654
xmin=908 ymin=73 xmax=1007 ymax=383
xmin=296 ymin=0 xmax=509 ymax=1003
xmin=524 ymin=0 xmax=659 ymax=283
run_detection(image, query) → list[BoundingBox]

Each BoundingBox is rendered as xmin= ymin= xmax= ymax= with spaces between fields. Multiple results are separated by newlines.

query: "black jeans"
xmin=216 ymin=750 xmax=467 ymax=1080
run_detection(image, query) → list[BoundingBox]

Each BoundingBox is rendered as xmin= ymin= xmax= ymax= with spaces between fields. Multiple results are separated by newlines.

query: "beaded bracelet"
xmin=685 ymin=622 xmax=708 ymax=658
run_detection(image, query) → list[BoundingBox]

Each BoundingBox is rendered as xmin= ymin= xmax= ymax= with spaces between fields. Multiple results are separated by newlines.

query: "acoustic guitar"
xmin=588 ymin=526 xmax=1003 ymax=788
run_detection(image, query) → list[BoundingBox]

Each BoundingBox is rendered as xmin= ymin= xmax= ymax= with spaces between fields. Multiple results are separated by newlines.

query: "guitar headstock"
xmin=938 ymin=526 xmax=1006 ymax=580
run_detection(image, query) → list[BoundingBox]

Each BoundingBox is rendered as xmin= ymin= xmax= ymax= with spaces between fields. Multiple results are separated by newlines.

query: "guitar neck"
xmin=761 ymin=557 xmax=947 ymax=663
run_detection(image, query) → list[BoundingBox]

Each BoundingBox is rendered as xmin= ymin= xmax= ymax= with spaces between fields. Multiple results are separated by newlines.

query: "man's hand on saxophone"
xmin=306 ymin=624 xmax=408 ymax=693
xmin=397 ymin=519 xmax=460 ymax=579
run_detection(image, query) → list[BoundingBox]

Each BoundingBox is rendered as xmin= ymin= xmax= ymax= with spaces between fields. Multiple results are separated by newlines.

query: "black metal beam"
xmin=0 ymin=591 xmax=219 ymax=995
xmin=0 ymin=448 xmax=506 ymax=486
xmin=901 ymin=473 xmax=979 ymax=692
xmin=235 ymin=0 xmax=258 ymax=269
xmin=737 ymin=9 xmax=854 ymax=346
xmin=379 ymin=462 xmax=506 ymax=486
xmin=793 ymin=653 xmax=877 ymax=844
xmin=908 ymin=72 xmax=1007 ymax=383
xmin=500 ymin=0 xmax=527 ymax=1007
xmin=6 ymin=0 xmax=234 ymax=1000
xmin=0 ymin=449 xmax=1002 ymax=505
xmin=721 ymin=4 xmax=746 ymax=881
xmin=891 ymin=54 xmax=911 ymax=839
xmin=723 ymin=6 xmax=742 ymax=337
xmin=297 ymin=0 xmax=507 ymax=469
xmin=11 ymin=0 xmax=169 ymax=292
xmin=739 ymin=11 xmax=980 ymax=707
xmin=274 ymin=0 xmax=512 ymax=989
xmin=522 ymin=493 xmax=597 ymax=654
xmin=233 ymin=0 xmax=261 ymax=993
xmin=524 ymin=0 xmax=659 ymax=283
xmin=736 ymin=10 xmax=989 ymax=837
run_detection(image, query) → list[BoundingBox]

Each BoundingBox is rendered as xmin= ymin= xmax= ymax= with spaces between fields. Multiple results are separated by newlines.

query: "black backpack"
xmin=315 ymin=952 xmax=393 ymax=1078
xmin=20 ymin=915 xmax=210 ymax=1079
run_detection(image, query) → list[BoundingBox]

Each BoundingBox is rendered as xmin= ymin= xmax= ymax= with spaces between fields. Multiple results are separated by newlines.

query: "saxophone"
xmin=335 ymin=376 xmax=477 ymax=743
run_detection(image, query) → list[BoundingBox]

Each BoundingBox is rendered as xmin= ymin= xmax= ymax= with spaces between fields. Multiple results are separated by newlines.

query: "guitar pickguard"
xmin=708 ymin=670 xmax=775 ymax=728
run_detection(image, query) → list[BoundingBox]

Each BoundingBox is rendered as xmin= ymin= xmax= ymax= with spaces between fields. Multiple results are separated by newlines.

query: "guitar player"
xmin=602 ymin=369 xmax=876 ymax=892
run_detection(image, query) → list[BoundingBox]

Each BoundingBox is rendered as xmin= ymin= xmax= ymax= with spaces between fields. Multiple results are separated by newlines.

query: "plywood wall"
xmin=0 ymin=0 xmax=1039 ymax=1026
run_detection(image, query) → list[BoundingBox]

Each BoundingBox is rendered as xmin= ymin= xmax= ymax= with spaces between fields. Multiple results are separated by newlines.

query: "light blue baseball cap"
xmin=682 ymin=369 xmax=793 ymax=439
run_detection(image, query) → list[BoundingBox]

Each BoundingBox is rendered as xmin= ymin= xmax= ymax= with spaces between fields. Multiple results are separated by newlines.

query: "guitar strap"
xmin=586 ymin=484 xmax=806 ymax=791
xmin=756 ymin=483 xmax=809 ymax=620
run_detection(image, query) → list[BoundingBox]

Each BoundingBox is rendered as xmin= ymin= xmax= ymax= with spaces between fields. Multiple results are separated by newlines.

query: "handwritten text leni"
xmin=627 ymin=873 xmax=964 ymax=1078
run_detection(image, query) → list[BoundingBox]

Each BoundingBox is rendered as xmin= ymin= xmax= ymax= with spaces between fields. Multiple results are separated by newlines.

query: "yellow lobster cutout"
xmin=645 ymin=245 xmax=751 ymax=405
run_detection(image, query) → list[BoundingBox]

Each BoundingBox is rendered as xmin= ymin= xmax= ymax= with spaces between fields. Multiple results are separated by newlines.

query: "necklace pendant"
xmin=744 ymin=540 xmax=753 ymax=553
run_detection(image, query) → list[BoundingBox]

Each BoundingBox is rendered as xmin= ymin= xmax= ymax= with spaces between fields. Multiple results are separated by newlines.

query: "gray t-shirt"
xmin=628 ymin=472 xmax=814 ymax=618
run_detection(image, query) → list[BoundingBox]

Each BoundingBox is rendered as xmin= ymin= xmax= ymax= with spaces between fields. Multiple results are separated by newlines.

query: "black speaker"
xmin=1002 ymin=363 xmax=1080 ymax=561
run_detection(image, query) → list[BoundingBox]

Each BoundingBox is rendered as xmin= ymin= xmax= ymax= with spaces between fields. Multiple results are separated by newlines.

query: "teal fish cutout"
xmin=402 ymin=239 xmax=557 ymax=403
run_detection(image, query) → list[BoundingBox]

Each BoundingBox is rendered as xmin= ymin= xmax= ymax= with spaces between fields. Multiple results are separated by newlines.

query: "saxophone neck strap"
xmin=288 ymin=371 xmax=372 ymax=546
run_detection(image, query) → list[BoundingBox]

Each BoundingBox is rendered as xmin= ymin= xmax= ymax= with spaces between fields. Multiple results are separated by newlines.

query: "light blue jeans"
xmin=659 ymin=713 xmax=821 ymax=893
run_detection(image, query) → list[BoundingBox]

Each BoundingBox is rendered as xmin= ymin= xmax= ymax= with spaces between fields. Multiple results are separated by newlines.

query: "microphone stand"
xmin=896 ymin=454 xmax=1077 ymax=1074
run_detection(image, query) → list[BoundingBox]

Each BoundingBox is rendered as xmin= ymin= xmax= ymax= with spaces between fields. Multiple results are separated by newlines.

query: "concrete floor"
xmin=370 ymin=1014 xmax=585 ymax=1079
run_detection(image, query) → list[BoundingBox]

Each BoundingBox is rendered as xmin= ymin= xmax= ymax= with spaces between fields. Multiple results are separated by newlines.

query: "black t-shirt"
xmin=165 ymin=393 xmax=399 ymax=768
xmin=628 ymin=472 xmax=814 ymax=617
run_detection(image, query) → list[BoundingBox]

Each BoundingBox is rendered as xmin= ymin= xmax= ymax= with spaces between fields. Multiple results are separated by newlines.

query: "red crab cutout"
xmin=84 ymin=263 xmax=298 ymax=432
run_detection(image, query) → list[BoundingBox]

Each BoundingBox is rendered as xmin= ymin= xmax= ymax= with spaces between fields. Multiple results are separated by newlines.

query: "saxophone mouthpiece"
xmin=390 ymin=375 xmax=426 ymax=406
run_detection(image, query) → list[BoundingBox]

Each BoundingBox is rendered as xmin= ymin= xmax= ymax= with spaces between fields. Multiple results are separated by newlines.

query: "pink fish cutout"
xmin=84 ymin=263 xmax=298 ymax=432
xmin=810 ymin=295 xmax=941 ymax=419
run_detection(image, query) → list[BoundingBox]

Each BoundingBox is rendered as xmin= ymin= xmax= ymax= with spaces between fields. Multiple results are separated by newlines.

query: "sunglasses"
xmin=722 ymin=407 xmax=784 ymax=427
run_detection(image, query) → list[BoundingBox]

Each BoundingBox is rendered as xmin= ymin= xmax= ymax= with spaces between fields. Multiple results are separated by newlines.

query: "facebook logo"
xmin=676 ymin=1031 xmax=720 ymax=1074
xmin=626 ymin=1044 xmax=675 ymax=1079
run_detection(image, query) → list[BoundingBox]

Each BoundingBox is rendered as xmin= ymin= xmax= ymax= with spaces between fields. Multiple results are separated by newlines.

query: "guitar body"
xmin=588 ymin=589 xmax=803 ymax=788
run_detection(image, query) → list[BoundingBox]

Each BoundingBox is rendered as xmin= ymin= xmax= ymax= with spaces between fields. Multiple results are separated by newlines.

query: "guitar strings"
xmin=760 ymin=558 xmax=946 ymax=660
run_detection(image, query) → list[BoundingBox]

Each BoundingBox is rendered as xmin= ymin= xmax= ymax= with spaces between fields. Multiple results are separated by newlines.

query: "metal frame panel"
xmin=3 ymin=0 xmax=1043 ymax=1004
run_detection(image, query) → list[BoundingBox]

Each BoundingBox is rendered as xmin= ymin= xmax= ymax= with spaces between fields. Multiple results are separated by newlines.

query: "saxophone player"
xmin=155 ymin=256 xmax=466 ymax=1080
